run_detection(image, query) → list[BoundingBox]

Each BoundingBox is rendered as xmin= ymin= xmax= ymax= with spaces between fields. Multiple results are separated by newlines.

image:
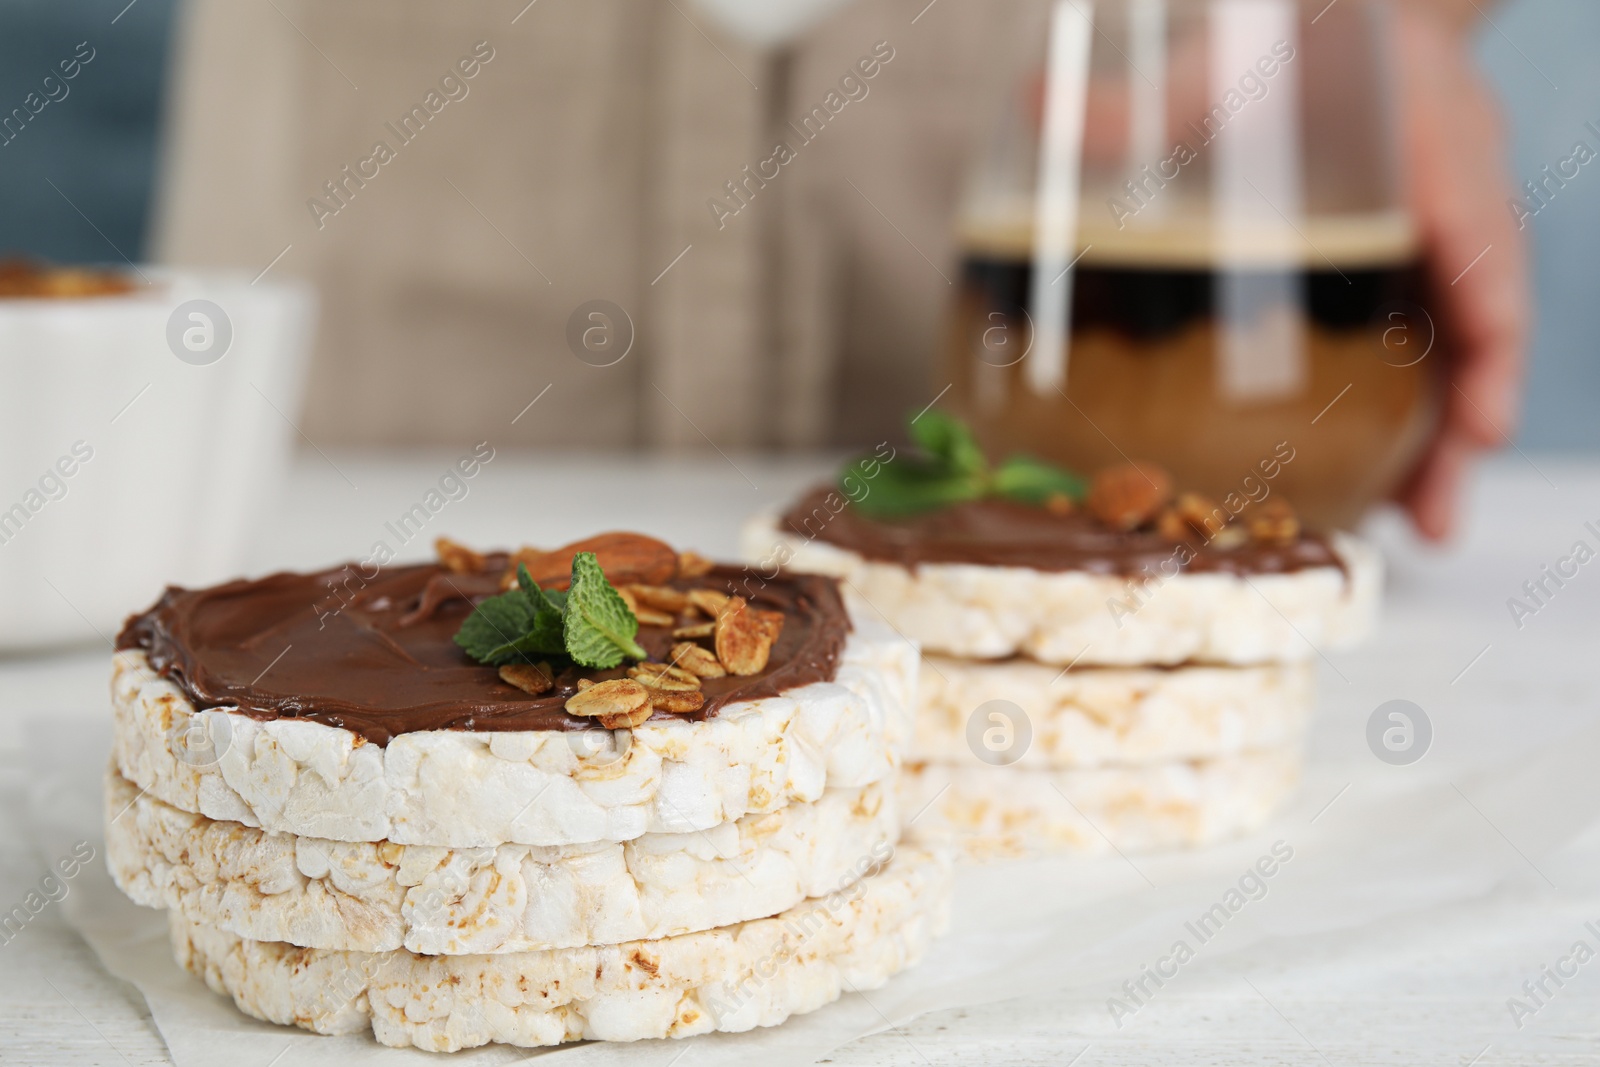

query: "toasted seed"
xmin=1176 ymin=492 xmax=1231 ymax=539
xmin=1155 ymin=507 xmax=1191 ymax=543
xmin=436 ymin=537 xmax=487 ymax=574
xmin=566 ymin=678 xmax=650 ymax=722
xmin=627 ymin=662 xmax=702 ymax=691
xmin=669 ymin=642 xmax=727 ymax=678
xmin=714 ymin=597 xmax=784 ymax=675
xmin=616 ymin=588 xmax=674 ymax=627
xmin=1211 ymin=525 xmax=1250 ymax=549
xmin=687 ymin=588 xmax=731 ymax=617
xmin=672 ymin=622 xmax=715 ymax=639
xmin=498 ymin=661 xmax=554 ymax=695
xmin=627 ymin=584 xmax=691 ymax=614
xmin=599 ymin=704 xmax=655 ymax=729
xmin=645 ymin=688 xmax=705 ymax=714
xmin=1247 ymin=498 xmax=1300 ymax=546
xmin=677 ymin=551 xmax=715 ymax=579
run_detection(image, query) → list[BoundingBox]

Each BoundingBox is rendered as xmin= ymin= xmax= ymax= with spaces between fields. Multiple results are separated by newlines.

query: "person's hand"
xmin=1392 ymin=4 xmax=1529 ymax=540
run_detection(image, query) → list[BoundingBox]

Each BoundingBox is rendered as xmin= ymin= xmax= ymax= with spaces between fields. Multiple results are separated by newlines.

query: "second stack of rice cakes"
xmin=746 ymin=464 xmax=1378 ymax=858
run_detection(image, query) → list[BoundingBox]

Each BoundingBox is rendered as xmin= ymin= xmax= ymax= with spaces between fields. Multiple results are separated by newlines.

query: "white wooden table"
xmin=3 ymin=449 xmax=1597 ymax=1065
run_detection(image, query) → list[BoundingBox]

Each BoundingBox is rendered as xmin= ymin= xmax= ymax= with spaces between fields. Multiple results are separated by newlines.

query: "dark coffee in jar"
xmin=944 ymin=212 xmax=1439 ymax=529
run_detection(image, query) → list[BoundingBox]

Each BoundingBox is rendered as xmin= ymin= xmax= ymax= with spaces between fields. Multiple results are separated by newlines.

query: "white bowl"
xmin=0 ymin=270 xmax=315 ymax=650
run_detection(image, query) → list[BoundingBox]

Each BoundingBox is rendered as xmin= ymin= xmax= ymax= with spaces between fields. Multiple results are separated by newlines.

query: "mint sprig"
xmin=842 ymin=410 xmax=1086 ymax=518
xmin=563 ymin=551 xmax=648 ymax=668
xmin=989 ymin=453 xmax=1087 ymax=506
xmin=454 ymin=552 xmax=646 ymax=669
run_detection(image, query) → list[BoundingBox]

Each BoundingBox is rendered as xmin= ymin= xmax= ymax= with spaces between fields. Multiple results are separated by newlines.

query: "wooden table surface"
xmin=3 ymin=450 xmax=1597 ymax=1065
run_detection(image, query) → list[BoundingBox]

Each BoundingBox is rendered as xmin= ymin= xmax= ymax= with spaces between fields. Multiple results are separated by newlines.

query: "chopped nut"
xmin=627 ymin=584 xmax=691 ymax=615
xmin=1176 ymin=492 xmax=1231 ymax=540
xmin=1087 ymin=462 xmax=1173 ymax=530
xmin=672 ymin=621 xmax=715 ymax=639
xmin=576 ymin=678 xmax=594 ymax=690
xmin=627 ymin=662 xmax=702 ymax=691
xmin=714 ymin=597 xmax=784 ymax=676
xmin=687 ymin=588 xmax=731 ymax=617
xmin=436 ymin=537 xmax=487 ymax=574
xmin=566 ymin=678 xmax=651 ymax=727
xmin=498 ymin=661 xmax=554 ymax=695
xmin=1247 ymin=499 xmax=1300 ymax=546
xmin=1210 ymin=525 xmax=1250 ymax=549
xmin=677 ymin=551 xmax=715 ymax=578
xmin=644 ymin=688 xmax=705 ymax=714
xmin=669 ymin=642 xmax=727 ymax=678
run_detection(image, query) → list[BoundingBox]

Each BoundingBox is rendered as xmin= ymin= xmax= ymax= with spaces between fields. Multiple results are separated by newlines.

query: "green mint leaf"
xmin=453 ymin=571 xmax=565 ymax=666
xmin=990 ymin=454 xmax=1087 ymax=505
xmin=562 ymin=551 xmax=647 ymax=669
xmin=514 ymin=564 xmax=537 ymax=593
xmin=846 ymin=460 xmax=987 ymax=518
xmin=836 ymin=411 xmax=1094 ymax=518
xmin=454 ymin=557 xmax=641 ymax=669
xmin=514 ymin=562 xmax=566 ymax=649
xmin=908 ymin=409 xmax=987 ymax=478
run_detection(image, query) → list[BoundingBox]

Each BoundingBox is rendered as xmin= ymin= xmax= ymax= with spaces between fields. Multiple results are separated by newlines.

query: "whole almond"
xmin=1087 ymin=462 xmax=1173 ymax=531
xmin=508 ymin=533 xmax=678 ymax=591
xmin=669 ymin=642 xmax=727 ymax=678
xmin=565 ymin=678 xmax=651 ymax=725
xmin=498 ymin=661 xmax=554 ymax=695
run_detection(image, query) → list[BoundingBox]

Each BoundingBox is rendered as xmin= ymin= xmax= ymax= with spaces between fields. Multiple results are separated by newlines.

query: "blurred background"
xmin=1 ymin=0 xmax=1590 ymax=453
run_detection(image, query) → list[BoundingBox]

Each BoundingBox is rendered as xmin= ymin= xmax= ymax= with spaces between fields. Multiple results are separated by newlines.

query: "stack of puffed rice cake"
xmin=744 ymin=500 xmax=1380 ymax=858
xmin=104 ymin=557 xmax=950 ymax=1051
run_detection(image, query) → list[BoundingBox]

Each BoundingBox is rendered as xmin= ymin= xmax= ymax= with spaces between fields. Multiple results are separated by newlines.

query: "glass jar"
xmin=944 ymin=0 xmax=1438 ymax=530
